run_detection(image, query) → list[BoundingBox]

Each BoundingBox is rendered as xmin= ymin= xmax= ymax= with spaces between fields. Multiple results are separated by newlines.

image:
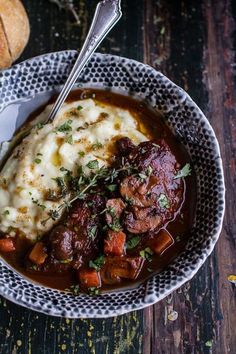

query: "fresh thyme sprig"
xmin=41 ymin=160 xmax=137 ymax=226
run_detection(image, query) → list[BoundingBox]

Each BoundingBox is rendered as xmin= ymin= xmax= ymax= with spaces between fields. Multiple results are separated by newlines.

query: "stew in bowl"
xmin=0 ymin=89 xmax=196 ymax=295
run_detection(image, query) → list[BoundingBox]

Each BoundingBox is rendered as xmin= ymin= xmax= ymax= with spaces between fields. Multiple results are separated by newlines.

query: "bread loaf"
xmin=0 ymin=0 xmax=30 ymax=69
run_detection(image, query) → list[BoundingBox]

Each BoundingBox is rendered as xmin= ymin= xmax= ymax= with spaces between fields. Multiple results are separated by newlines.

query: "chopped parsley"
xmin=60 ymin=167 xmax=72 ymax=174
xmin=106 ymin=206 xmax=115 ymax=216
xmin=86 ymin=160 xmax=99 ymax=170
xmin=36 ymin=123 xmax=44 ymax=130
xmin=108 ymin=219 xmax=122 ymax=232
xmin=34 ymin=158 xmax=42 ymax=164
xmin=78 ymin=151 xmax=85 ymax=157
xmin=138 ymin=172 xmax=148 ymax=181
xmin=140 ymin=247 xmax=153 ymax=261
xmin=30 ymin=264 xmax=38 ymax=271
xmin=3 ymin=210 xmax=10 ymax=216
xmin=92 ymin=141 xmax=103 ymax=150
xmin=205 ymin=341 xmax=213 ymax=348
xmin=89 ymin=255 xmax=105 ymax=271
xmin=59 ymin=258 xmax=73 ymax=264
xmin=77 ymin=105 xmax=83 ymax=111
xmin=147 ymin=166 xmax=153 ymax=176
xmin=126 ymin=236 xmax=141 ymax=250
xmin=56 ymin=119 xmax=73 ymax=133
xmin=88 ymin=287 xmax=100 ymax=296
xmin=31 ymin=198 xmax=46 ymax=211
xmin=88 ymin=225 xmax=98 ymax=240
xmin=65 ymin=135 xmax=73 ymax=145
xmin=52 ymin=176 xmax=68 ymax=197
xmin=106 ymin=184 xmax=117 ymax=192
xmin=65 ymin=284 xmax=80 ymax=295
xmin=124 ymin=196 xmax=134 ymax=205
xmin=106 ymin=207 xmax=122 ymax=231
xmin=158 ymin=193 xmax=170 ymax=209
xmin=37 ymin=152 xmax=43 ymax=156
xmin=174 ymin=163 xmax=191 ymax=179
xmin=137 ymin=166 xmax=153 ymax=182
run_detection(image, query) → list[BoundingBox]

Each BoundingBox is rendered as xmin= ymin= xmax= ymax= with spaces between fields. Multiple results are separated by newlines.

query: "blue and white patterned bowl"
xmin=0 ymin=51 xmax=225 ymax=318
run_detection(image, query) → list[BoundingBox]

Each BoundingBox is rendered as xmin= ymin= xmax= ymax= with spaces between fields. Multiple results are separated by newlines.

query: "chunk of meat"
xmin=150 ymin=229 xmax=174 ymax=255
xmin=105 ymin=198 xmax=126 ymax=225
xmin=71 ymin=254 xmax=83 ymax=271
xmin=68 ymin=195 xmax=105 ymax=227
xmin=104 ymin=230 xmax=126 ymax=256
xmin=118 ymin=139 xmax=184 ymax=234
xmin=29 ymin=242 xmax=47 ymax=265
xmin=49 ymin=226 xmax=74 ymax=261
xmin=0 ymin=238 xmax=15 ymax=252
xmin=40 ymin=257 xmax=71 ymax=273
xmin=78 ymin=268 xmax=101 ymax=288
xmin=116 ymin=137 xmax=136 ymax=156
xmin=128 ymin=140 xmax=176 ymax=173
xmin=67 ymin=201 xmax=91 ymax=227
xmin=120 ymin=175 xmax=160 ymax=207
xmin=101 ymin=256 xmax=144 ymax=285
xmin=119 ymin=139 xmax=183 ymax=203
xmin=124 ymin=207 xmax=161 ymax=234
xmin=66 ymin=196 xmax=104 ymax=261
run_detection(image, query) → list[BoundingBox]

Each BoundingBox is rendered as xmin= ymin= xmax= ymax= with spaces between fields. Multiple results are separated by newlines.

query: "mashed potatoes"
xmin=0 ymin=98 xmax=148 ymax=240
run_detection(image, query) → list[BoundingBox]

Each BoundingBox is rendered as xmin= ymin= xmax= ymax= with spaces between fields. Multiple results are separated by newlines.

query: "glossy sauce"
xmin=0 ymin=89 xmax=197 ymax=292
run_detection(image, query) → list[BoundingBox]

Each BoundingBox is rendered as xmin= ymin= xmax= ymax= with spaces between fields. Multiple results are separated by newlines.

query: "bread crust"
xmin=0 ymin=18 xmax=11 ymax=68
xmin=0 ymin=0 xmax=30 ymax=68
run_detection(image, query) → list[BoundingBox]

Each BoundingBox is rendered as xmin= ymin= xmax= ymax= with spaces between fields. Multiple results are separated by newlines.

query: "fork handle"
xmin=47 ymin=0 xmax=122 ymax=123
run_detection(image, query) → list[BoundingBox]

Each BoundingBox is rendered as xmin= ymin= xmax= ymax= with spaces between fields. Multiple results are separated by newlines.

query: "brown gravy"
xmin=0 ymin=89 xmax=197 ymax=292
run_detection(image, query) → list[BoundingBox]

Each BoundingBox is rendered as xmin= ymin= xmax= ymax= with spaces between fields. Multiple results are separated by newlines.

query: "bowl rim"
xmin=0 ymin=50 xmax=225 ymax=318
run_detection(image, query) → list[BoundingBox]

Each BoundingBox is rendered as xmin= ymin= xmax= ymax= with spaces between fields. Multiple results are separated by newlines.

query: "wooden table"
xmin=0 ymin=1 xmax=235 ymax=353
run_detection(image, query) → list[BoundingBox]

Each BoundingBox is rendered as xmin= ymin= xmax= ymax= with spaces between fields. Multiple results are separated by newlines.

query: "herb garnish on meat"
xmin=41 ymin=158 xmax=137 ymax=226
xmin=88 ymin=225 xmax=98 ymax=240
xmin=158 ymin=193 xmax=170 ymax=209
xmin=174 ymin=163 xmax=191 ymax=179
xmin=126 ymin=236 xmax=141 ymax=250
xmin=89 ymin=255 xmax=105 ymax=271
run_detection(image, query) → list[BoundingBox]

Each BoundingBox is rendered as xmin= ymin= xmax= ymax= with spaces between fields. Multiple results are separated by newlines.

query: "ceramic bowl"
xmin=0 ymin=51 xmax=225 ymax=318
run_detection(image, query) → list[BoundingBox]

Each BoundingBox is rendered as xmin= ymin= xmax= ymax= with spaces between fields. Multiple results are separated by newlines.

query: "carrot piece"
xmin=104 ymin=230 xmax=126 ymax=256
xmin=110 ymin=256 xmax=143 ymax=279
xmin=151 ymin=229 xmax=174 ymax=255
xmin=101 ymin=256 xmax=144 ymax=284
xmin=78 ymin=268 xmax=101 ymax=288
xmin=0 ymin=238 xmax=15 ymax=252
xmin=29 ymin=242 xmax=47 ymax=265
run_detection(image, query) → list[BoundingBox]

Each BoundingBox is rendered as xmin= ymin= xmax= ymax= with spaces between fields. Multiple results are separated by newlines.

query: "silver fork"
xmin=47 ymin=0 xmax=122 ymax=123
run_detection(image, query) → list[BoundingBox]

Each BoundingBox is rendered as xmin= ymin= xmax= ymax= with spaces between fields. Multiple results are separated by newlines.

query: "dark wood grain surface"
xmin=0 ymin=0 xmax=235 ymax=353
